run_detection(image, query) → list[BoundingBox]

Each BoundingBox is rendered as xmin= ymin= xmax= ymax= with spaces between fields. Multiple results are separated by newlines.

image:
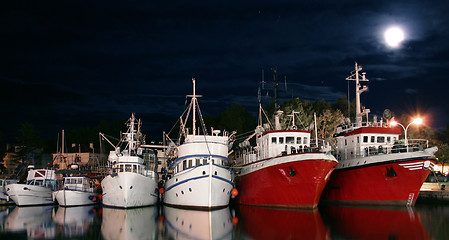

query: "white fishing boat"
xmin=53 ymin=175 xmax=99 ymax=207
xmin=1 ymin=178 xmax=18 ymax=205
xmin=162 ymin=78 xmax=236 ymax=209
xmin=6 ymin=168 xmax=57 ymax=206
xmin=100 ymin=113 xmax=159 ymax=208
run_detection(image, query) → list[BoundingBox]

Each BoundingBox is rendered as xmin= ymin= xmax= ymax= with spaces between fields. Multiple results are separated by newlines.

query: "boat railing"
xmin=360 ymin=139 xmax=429 ymax=157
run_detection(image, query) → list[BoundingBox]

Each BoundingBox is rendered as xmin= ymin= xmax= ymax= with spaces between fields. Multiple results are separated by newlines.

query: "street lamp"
xmin=390 ymin=117 xmax=423 ymax=152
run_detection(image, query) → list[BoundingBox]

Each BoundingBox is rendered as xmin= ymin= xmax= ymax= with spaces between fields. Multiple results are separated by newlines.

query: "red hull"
xmin=322 ymin=206 xmax=430 ymax=240
xmin=321 ymin=159 xmax=435 ymax=205
xmin=235 ymin=156 xmax=337 ymax=208
xmin=237 ymin=205 xmax=329 ymax=240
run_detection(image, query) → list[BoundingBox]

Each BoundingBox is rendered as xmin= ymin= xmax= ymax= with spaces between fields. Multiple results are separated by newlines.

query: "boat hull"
xmin=163 ymin=164 xmax=234 ymax=209
xmin=321 ymin=158 xmax=435 ymax=206
xmin=6 ymin=184 xmax=55 ymax=206
xmin=101 ymin=172 xmax=158 ymax=208
xmin=53 ymin=189 xmax=98 ymax=207
xmin=235 ymin=153 xmax=338 ymax=208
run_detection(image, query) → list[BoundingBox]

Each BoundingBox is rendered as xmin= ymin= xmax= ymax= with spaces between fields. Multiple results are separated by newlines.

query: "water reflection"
xmin=53 ymin=205 xmax=97 ymax=238
xmin=236 ymin=205 xmax=329 ymax=239
xmin=163 ymin=206 xmax=233 ymax=240
xmin=322 ymin=205 xmax=431 ymax=240
xmin=4 ymin=205 xmax=55 ymax=239
xmin=101 ymin=206 xmax=158 ymax=240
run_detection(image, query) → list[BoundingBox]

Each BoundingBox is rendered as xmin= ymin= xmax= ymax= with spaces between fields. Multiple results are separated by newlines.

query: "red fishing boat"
xmin=233 ymin=70 xmax=338 ymax=208
xmin=321 ymin=63 xmax=437 ymax=206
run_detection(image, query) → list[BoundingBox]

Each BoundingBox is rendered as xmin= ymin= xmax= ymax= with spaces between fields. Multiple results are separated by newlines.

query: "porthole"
xmin=176 ymin=193 xmax=178 ymax=197
xmin=202 ymin=171 xmax=206 ymax=175
xmin=214 ymin=171 xmax=217 ymax=175
xmin=181 ymin=191 xmax=184 ymax=194
xmin=189 ymin=188 xmax=192 ymax=192
xmin=222 ymin=188 xmax=225 ymax=192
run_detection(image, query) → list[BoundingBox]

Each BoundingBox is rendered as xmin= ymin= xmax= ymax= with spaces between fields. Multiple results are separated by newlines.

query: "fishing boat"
xmin=6 ymin=168 xmax=57 ymax=206
xmin=320 ymin=62 xmax=438 ymax=206
xmin=162 ymin=78 xmax=236 ymax=209
xmin=53 ymin=175 xmax=99 ymax=207
xmin=1 ymin=178 xmax=18 ymax=205
xmin=233 ymin=69 xmax=338 ymax=209
xmin=100 ymin=113 xmax=159 ymax=208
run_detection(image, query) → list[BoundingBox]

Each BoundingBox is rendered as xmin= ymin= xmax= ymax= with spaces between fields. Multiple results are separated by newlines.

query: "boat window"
xmin=363 ymin=136 xmax=368 ymax=143
xmin=125 ymin=164 xmax=132 ymax=172
xmin=183 ymin=160 xmax=187 ymax=170
xmin=271 ymin=137 xmax=277 ymax=144
xmin=345 ymin=139 xmax=347 ymax=146
xmin=35 ymin=180 xmax=43 ymax=186
xmin=371 ymin=136 xmax=375 ymax=143
xmin=133 ymin=165 xmax=137 ymax=173
xmin=377 ymin=136 xmax=385 ymax=143
xmin=119 ymin=165 xmax=124 ymax=172
xmin=357 ymin=137 xmax=360 ymax=143
xmin=279 ymin=137 xmax=284 ymax=144
xmin=296 ymin=137 xmax=302 ymax=144
xmin=188 ymin=160 xmax=192 ymax=168
xmin=196 ymin=158 xmax=200 ymax=166
xmin=77 ymin=178 xmax=82 ymax=184
xmin=286 ymin=137 xmax=295 ymax=144
xmin=387 ymin=137 xmax=391 ymax=143
xmin=212 ymin=159 xmax=215 ymax=164
xmin=303 ymin=137 xmax=308 ymax=144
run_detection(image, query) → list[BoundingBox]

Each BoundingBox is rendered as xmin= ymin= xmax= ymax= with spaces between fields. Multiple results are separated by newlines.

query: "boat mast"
xmin=192 ymin=78 xmax=197 ymax=136
xmin=346 ymin=62 xmax=369 ymax=127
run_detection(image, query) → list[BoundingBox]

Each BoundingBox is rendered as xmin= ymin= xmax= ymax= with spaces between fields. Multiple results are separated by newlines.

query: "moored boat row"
xmin=2 ymin=63 xmax=438 ymax=209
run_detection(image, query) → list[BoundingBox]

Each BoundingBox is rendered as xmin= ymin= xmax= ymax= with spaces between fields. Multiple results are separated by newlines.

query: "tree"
xmin=316 ymin=109 xmax=345 ymax=140
xmin=435 ymin=143 xmax=449 ymax=174
xmin=14 ymin=122 xmax=45 ymax=169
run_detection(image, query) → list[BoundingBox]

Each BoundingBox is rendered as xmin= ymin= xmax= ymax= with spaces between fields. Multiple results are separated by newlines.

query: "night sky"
xmin=2 ymin=1 xmax=449 ymax=143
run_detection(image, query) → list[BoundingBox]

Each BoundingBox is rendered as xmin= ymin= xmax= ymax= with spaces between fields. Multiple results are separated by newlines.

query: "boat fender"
xmin=159 ymin=188 xmax=165 ymax=194
xmin=231 ymin=188 xmax=238 ymax=197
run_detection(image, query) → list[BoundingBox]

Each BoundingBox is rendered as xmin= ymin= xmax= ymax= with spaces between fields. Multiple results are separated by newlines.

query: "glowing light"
xmin=412 ymin=117 xmax=423 ymax=125
xmin=384 ymin=27 xmax=405 ymax=48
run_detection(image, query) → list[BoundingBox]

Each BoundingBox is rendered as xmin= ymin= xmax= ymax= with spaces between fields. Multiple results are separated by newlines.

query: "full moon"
xmin=384 ymin=27 xmax=405 ymax=48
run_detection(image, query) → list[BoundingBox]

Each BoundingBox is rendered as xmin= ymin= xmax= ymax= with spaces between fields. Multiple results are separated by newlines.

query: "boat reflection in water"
xmin=53 ymin=205 xmax=97 ymax=238
xmin=163 ymin=206 xmax=233 ymax=240
xmin=101 ymin=206 xmax=158 ymax=240
xmin=4 ymin=205 xmax=55 ymax=239
xmin=236 ymin=205 xmax=329 ymax=239
xmin=322 ymin=205 xmax=431 ymax=240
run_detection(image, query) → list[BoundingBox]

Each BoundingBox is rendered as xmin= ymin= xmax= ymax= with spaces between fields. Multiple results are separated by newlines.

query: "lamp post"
xmin=390 ymin=117 xmax=423 ymax=152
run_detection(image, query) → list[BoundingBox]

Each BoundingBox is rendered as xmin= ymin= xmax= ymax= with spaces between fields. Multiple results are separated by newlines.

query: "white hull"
xmin=102 ymin=172 xmax=158 ymax=208
xmin=164 ymin=164 xmax=233 ymax=208
xmin=53 ymin=189 xmax=98 ymax=207
xmin=6 ymin=184 xmax=55 ymax=206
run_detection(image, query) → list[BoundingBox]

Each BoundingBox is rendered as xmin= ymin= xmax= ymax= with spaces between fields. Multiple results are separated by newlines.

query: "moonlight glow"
xmin=384 ymin=27 xmax=405 ymax=48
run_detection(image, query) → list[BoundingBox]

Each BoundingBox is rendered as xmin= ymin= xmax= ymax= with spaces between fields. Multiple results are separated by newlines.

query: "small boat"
xmin=233 ymin=69 xmax=338 ymax=209
xmin=162 ymin=78 xmax=236 ymax=209
xmin=100 ymin=113 xmax=159 ymax=208
xmin=6 ymin=168 xmax=57 ymax=206
xmin=321 ymin=63 xmax=438 ymax=206
xmin=53 ymin=175 xmax=99 ymax=207
xmin=1 ymin=178 xmax=18 ymax=205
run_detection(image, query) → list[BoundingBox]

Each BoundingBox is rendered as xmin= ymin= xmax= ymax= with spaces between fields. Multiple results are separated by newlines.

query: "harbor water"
xmin=0 ymin=202 xmax=448 ymax=239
